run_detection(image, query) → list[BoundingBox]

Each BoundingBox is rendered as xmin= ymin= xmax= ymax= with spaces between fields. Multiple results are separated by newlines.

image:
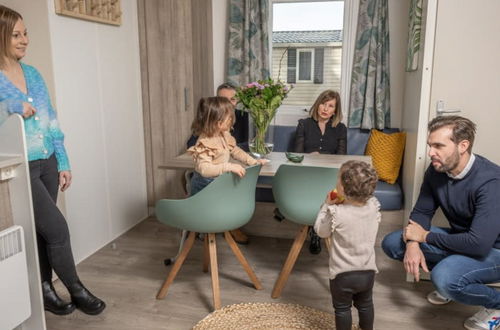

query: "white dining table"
xmin=159 ymin=152 xmax=372 ymax=176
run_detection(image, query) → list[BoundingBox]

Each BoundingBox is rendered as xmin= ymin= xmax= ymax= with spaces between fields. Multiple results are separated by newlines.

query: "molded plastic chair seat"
xmin=271 ymin=164 xmax=339 ymax=298
xmin=155 ymin=165 xmax=263 ymax=310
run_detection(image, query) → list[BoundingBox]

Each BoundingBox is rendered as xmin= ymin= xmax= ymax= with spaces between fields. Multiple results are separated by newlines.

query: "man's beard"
xmin=431 ymin=148 xmax=460 ymax=173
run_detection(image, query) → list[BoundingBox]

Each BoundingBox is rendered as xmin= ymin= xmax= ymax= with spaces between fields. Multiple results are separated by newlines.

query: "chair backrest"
xmin=155 ymin=165 xmax=261 ymax=233
xmin=273 ymin=165 xmax=338 ymax=226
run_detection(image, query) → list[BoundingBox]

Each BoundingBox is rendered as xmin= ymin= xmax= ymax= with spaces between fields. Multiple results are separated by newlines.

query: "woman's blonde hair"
xmin=309 ymin=90 xmax=342 ymax=127
xmin=340 ymin=160 xmax=378 ymax=203
xmin=191 ymin=97 xmax=235 ymax=137
xmin=0 ymin=5 xmax=22 ymax=69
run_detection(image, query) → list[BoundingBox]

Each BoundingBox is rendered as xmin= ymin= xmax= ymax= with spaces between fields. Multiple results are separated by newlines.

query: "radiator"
xmin=0 ymin=225 xmax=31 ymax=330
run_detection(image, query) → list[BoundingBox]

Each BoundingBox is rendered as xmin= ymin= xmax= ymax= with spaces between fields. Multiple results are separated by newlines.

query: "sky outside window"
xmin=273 ymin=1 xmax=344 ymax=31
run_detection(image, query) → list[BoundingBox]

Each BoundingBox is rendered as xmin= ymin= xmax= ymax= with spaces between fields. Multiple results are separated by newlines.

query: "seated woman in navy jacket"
xmin=294 ymin=90 xmax=347 ymax=254
xmin=294 ymin=90 xmax=346 ymax=155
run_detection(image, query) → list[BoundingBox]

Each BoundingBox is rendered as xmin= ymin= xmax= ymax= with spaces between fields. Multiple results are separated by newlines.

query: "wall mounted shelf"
xmin=55 ymin=0 xmax=122 ymax=26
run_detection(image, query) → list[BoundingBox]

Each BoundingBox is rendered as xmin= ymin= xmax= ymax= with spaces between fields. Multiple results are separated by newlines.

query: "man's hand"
xmin=404 ymin=241 xmax=429 ymax=281
xmin=59 ymin=171 xmax=72 ymax=192
xmin=404 ymin=220 xmax=429 ymax=243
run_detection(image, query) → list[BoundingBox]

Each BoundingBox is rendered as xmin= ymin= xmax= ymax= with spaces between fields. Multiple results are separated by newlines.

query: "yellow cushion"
xmin=365 ymin=129 xmax=406 ymax=184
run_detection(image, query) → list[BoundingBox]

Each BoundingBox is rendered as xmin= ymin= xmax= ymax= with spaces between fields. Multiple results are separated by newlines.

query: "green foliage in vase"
xmin=236 ymin=78 xmax=293 ymax=156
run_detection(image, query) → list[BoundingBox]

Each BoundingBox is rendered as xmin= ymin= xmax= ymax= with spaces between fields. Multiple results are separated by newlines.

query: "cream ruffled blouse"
xmin=187 ymin=131 xmax=258 ymax=178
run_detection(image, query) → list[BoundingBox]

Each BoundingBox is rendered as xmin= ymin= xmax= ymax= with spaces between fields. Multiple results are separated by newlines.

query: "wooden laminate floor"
xmin=46 ymin=211 xmax=477 ymax=330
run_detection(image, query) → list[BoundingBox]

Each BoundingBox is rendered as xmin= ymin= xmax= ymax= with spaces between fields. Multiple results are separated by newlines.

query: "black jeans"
xmin=330 ymin=270 xmax=375 ymax=330
xmin=29 ymin=154 xmax=78 ymax=288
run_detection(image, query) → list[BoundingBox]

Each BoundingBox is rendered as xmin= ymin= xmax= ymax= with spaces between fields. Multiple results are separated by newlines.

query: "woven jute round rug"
xmin=193 ymin=302 xmax=357 ymax=330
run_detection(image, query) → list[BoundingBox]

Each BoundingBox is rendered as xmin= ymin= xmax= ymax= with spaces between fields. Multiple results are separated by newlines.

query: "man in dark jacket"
xmin=382 ymin=116 xmax=500 ymax=330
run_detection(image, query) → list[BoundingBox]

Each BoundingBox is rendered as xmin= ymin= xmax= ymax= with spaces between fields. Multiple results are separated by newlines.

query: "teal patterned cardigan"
xmin=0 ymin=62 xmax=70 ymax=171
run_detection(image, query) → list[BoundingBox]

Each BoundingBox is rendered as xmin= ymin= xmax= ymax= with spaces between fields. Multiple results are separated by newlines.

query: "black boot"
xmin=68 ymin=281 xmax=106 ymax=315
xmin=42 ymin=281 xmax=75 ymax=315
xmin=309 ymin=229 xmax=321 ymax=255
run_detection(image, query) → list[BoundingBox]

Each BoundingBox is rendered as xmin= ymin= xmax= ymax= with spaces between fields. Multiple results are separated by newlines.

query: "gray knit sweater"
xmin=314 ymin=197 xmax=381 ymax=279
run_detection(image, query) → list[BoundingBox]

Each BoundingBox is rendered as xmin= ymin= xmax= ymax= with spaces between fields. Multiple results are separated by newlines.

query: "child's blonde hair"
xmin=340 ymin=160 xmax=378 ymax=203
xmin=191 ymin=97 xmax=235 ymax=137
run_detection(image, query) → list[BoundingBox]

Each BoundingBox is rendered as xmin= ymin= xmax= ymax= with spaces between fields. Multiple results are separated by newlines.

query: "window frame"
xmin=270 ymin=0 xmax=359 ymax=123
xmin=296 ymin=48 xmax=315 ymax=83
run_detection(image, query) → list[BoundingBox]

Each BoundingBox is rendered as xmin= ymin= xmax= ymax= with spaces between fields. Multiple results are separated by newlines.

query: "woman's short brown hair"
xmin=0 ymin=5 xmax=22 ymax=68
xmin=309 ymin=90 xmax=342 ymax=127
xmin=191 ymin=97 xmax=235 ymax=137
xmin=340 ymin=160 xmax=378 ymax=203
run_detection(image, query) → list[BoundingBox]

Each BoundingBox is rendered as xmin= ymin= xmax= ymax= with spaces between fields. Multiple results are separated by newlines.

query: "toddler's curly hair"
xmin=340 ymin=160 xmax=378 ymax=203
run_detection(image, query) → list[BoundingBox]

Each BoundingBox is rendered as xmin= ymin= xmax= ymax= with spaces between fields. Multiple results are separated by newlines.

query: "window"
xmin=286 ymin=48 xmax=325 ymax=84
xmin=298 ymin=49 xmax=313 ymax=81
xmin=271 ymin=0 xmax=356 ymax=123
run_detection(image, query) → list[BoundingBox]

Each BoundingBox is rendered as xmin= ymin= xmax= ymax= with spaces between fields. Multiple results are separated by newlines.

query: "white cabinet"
xmin=0 ymin=115 xmax=45 ymax=330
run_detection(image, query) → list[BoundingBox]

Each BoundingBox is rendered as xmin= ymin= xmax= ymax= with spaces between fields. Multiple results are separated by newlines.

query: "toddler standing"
xmin=314 ymin=160 xmax=380 ymax=330
xmin=188 ymin=96 xmax=266 ymax=195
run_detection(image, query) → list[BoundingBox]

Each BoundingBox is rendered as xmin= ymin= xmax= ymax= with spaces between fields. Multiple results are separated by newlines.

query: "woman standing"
xmin=0 ymin=5 xmax=105 ymax=315
xmin=294 ymin=90 xmax=347 ymax=254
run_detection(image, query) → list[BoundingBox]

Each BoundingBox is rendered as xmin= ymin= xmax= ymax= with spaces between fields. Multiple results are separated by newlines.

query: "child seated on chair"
xmin=188 ymin=96 xmax=267 ymax=196
xmin=314 ymin=160 xmax=380 ymax=330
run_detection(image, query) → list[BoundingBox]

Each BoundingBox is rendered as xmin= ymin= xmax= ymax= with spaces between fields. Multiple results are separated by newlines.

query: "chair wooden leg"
xmin=223 ymin=231 xmax=263 ymax=290
xmin=271 ymin=225 xmax=308 ymax=299
xmin=203 ymin=233 xmax=209 ymax=273
xmin=156 ymin=231 xmax=196 ymax=299
xmin=325 ymin=237 xmax=332 ymax=252
xmin=208 ymin=233 xmax=221 ymax=310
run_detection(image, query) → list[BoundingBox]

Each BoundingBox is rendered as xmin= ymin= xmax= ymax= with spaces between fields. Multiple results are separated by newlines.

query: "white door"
xmin=402 ymin=0 xmax=500 ymax=280
xmin=404 ymin=0 xmax=500 ymax=223
xmin=429 ymin=0 xmax=500 ymax=165
xmin=427 ymin=0 xmax=500 ymax=226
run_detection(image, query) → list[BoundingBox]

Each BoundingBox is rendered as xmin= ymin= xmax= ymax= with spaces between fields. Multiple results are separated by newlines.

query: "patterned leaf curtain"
xmin=348 ymin=0 xmax=390 ymax=129
xmin=226 ymin=0 xmax=270 ymax=87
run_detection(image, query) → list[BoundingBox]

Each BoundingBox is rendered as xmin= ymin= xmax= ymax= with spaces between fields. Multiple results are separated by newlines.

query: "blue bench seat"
xmin=256 ymin=125 xmax=403 ymax=210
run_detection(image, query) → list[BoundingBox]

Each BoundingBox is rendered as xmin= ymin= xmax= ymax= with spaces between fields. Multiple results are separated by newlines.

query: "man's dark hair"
xmin=428 ymin=116 xmax=476 ymax=153
xmin=216 ymin=83 xmax=236 ymax=94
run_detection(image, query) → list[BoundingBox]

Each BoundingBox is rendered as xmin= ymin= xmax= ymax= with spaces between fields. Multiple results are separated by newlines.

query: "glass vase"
xmin=248 ymin=111 xmax=276 ymax=159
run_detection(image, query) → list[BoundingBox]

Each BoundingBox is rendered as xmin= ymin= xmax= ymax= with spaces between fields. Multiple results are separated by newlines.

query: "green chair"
xmin=155 ymin=165 xmax=263 ymax=310
xmin=271 ymin=164 xmax=338 ymax=298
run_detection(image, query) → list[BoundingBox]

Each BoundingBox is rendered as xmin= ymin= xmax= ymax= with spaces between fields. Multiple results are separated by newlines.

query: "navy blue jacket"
xmin=294 ymin=117 xmax=347 ymax=154
xmin=410 ymin=155 xmax=500 ymax=258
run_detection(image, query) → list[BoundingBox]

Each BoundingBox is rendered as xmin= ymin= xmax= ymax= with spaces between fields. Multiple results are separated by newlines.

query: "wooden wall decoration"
xmin=54 ymin=0 xmax=122 ymax=26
